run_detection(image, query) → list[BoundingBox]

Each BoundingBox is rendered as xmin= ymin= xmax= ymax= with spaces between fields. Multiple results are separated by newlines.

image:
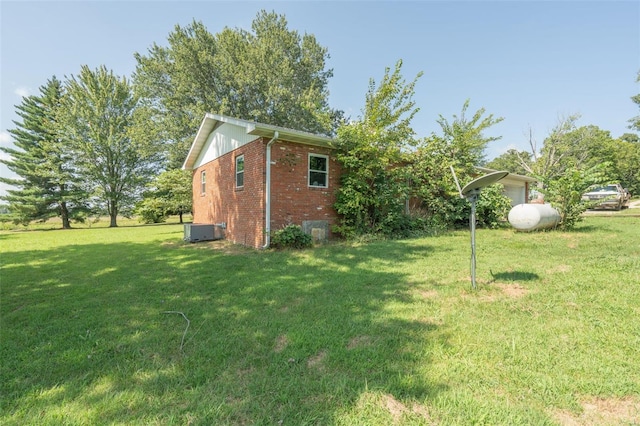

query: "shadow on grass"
xmin=489 ymin=270 xmax=540 ymax=282
xmin=1 ymin=236 xmax=448 ymax=424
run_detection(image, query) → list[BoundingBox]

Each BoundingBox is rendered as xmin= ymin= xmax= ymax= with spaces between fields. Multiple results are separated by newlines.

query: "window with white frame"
xmin=200 ymin=171 xmax=206 ymax=195
xmin=235 ymin=155 xmax=244 ymax=188
xmin=308 ymin=154 xmax=328 ymax=188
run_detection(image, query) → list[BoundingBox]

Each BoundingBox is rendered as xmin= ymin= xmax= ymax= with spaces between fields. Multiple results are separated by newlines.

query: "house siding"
xmin=194 ymin=122 xmax=259 ymax=169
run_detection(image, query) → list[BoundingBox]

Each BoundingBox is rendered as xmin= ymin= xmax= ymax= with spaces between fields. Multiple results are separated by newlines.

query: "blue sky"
xmin=1 ymin=1 xmax=638 ymax=197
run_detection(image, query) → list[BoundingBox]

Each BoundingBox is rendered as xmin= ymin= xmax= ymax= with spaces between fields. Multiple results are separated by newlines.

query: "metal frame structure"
xmin=451 ymin=167 xmax=509 ymax=289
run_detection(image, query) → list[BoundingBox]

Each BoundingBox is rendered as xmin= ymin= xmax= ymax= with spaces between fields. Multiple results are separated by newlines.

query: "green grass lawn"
xmin=1 ymin=217 xmax=639 ymax=425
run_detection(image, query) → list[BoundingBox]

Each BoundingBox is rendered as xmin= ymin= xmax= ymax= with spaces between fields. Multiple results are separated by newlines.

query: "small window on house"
xmin=200 ymin=171 xmax=206 ymax=195
xmin=235 ymin=155 xmax=244 ymax=188
xmin=308 ymin=154 xmax=328 ymax=188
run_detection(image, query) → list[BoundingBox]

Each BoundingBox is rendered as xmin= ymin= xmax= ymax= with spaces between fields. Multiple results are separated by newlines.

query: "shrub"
xmin=270 ymin=224 xmax=313 ymax=250
xmin=476 ymin=184 xmax=512 ymax=229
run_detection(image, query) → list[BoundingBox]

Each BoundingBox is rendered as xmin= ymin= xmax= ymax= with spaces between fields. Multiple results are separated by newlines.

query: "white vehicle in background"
xmin=582 ymin=183 xmax=631 ymax=210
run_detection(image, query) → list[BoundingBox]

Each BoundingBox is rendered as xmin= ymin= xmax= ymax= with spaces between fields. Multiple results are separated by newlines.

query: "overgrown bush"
xmin=333 ymin=61 xmax=421 ymax=239
xmin=476 ymin=184 xmax=512 ymax=228
xmin=270 ymin=224 xmax=313 ymax=249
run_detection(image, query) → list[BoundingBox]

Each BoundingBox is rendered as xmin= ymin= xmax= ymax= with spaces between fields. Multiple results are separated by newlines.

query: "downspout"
xmin=262 ymin=131 xmax=279 ymax=249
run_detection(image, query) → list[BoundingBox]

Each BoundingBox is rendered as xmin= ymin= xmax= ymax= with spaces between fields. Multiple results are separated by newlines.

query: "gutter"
xmin=261 ymin=131 xmax=279 ymax=249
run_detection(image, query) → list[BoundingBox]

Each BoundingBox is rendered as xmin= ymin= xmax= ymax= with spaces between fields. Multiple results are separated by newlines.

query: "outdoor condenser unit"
xmin=183 ymin=224 xmax=224 ymax=243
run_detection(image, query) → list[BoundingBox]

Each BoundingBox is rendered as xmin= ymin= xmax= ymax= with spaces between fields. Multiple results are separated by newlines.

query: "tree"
xmin=621 ymin=71 xmax=640 ymax=195
xmin=133 ymin=11 xmax=340 ymax=168
xmin=619 ymin=133 xmax=639 ymax=144
xmin=612 ymin=136 xmax=640 ymax=195
xmin=0 ymin=77 xmax=87 ymax=227
xmin=58 ymin=65 xmax=161 ymax=227
xmin=629 ymin=70 xmax=640 ymax=131
xmin=136 ymin=169 xmax=192 ymax=224
xmin=486 ymin=149 xmax=532 ymax=175
xmin=333 ymin=60 xmax=422 ymax=237
xmin=514 ymin=117 xmax=610 ymax=194
xmin=513 ymin=118 xmax=616 ymax=228
xmin=517 ymin=115 xmax=581 ymax=184
xmin=434 ymin=99 xmax=503 ymax=167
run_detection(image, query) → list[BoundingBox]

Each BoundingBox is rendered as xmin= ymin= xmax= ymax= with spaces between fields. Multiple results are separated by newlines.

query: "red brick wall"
xmin=270 ymin=140 xmax=341 ymax=237
xmin=192 ymin=138 xmax=267 ymax=248
xmin=191 ymin=137 xmax=341 ymax=248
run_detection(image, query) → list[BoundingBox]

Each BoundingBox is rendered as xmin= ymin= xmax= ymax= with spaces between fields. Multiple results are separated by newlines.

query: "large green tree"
xmin=612 ymin=135 xmax=640 ymax=195
xmin=486 ymin=149 xmax=532 ymax=175
xmin=517 ymin=115 xmax=581 ymax=183
xmin=58 ymin=65 xmax=161 ymax=227
xmin=514 ymin=117 xmax=613 ymax=228
xmin=518 ymin=118 xmax=624 ymax=186
xmin=0 ymin=77 xmax=87 ymax=227
xmin=134 ymin=11 xmax=339 ymax=168
xmin=333 ymin=60 xmax=422 ymax=237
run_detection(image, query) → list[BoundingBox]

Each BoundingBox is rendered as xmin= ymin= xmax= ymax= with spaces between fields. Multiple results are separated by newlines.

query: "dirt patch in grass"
xmin=164 ymin=239 xmax=254 ymax=255
xmin=273 ymin=335 xmax=289 ymax=353
xmin=559 ymin=233 xmax=581 ymax=249
xmin=415 ymin=289 xmax=438 ymax=299
xmin=381 ymin=393 xmax=433 ymax=424
xmin=347 ymin=335 xmax=373 ymax=350
xmin=307 ymin=350 xmax=327 ymax=370
xmin=496 ymin=283 xmax=529 ymax=298
xmin=382 ymin=393 xmax=406 ymax=423
xmin=476 ymin=283 xmax=529 ymax=302
xmin=548 ymin=264 xmax=572 ymax=274
xmin=552 ymin=396 xmax=640 ymax=425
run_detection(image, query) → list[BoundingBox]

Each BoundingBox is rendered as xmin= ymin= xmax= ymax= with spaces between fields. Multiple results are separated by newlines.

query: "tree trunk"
xmin=179 ymin=210 xmax=183 ymax=224
xmin=109 ymin=201 xmax=118 ymax=227
xmin=60 ymin=201 xmax=71 ymax=229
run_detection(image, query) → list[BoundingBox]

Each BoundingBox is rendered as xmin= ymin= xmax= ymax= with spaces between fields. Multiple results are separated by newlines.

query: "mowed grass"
xmin=1 ymin=217 xmax=639 ymax=425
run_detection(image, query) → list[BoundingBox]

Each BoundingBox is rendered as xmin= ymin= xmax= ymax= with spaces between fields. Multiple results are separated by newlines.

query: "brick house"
xmin=182 ymin=114 xmax=341 ymax=248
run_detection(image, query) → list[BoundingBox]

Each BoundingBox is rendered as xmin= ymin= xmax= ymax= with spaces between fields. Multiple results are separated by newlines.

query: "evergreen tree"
xmin=0 ymin=77 xmax=87 ymax=227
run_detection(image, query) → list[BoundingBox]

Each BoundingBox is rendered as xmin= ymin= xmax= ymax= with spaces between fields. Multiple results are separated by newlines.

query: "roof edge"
xmin=182 ymin=113 xmax=334 ymax=170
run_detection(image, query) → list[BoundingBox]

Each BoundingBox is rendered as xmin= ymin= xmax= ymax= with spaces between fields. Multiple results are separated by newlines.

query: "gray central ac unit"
xmin=184 ymin=224 xmax=224 ymax=243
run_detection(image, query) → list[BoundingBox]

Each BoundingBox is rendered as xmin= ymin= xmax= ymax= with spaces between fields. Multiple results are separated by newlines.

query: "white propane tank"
xmin=508 ymin=203 xmax=560 ymax=231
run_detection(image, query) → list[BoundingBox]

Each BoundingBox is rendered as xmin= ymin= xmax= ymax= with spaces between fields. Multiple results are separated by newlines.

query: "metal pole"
xmin=470 ymin=196 xmax=477 ymax=289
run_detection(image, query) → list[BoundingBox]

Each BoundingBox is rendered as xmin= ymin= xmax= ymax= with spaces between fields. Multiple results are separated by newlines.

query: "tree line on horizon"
xmin=1 ymin=10 xmax=639 ymax=233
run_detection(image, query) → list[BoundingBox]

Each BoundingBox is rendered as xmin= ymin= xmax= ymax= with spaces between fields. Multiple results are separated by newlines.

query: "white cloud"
xmin=14 ymin=86 xmax=32 ymax=98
